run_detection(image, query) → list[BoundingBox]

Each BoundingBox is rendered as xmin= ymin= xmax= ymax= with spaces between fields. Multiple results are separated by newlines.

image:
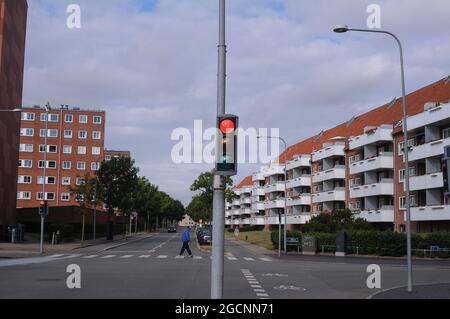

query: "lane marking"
xmin=175 ymin=255 xmax=185 ymax=259
xmin=121 ymin=255 xmax=134 ymax=259
xmin=101 ymin=255 xmax=116 ymax=259
xmin=64 ymin=254 xmax=82 ymax=259
xmin=260 ymin=258 xmax=273 ymax=262
xmin=194 ymin=256 xmax=203 ymax=260
xmin=139 ymin=255 xmax=151 ymax=258
xmin=251 ymin=285 xmax=262 ymax=288
xmin=49 ymin=254 xmax=65 ymax=258
xmin=254 ymin=289 xmax=266 ymax=293
xmin=82 ymin=255 xmax=98 ymax=259
xmin=227 ymin=257 xmax=238 ymax=261
xmin=256 ymin=293 xmax=269 ymax=297
xmin=157 ymin=255 xmax=168 ymax=259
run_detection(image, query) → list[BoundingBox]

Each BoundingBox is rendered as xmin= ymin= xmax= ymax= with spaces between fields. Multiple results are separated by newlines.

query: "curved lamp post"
xmin=333 ymin=24 xmax=413 ymax=292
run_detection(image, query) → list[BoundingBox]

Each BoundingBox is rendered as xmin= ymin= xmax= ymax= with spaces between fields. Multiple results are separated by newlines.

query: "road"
xmin=1 ymin=231 xmax=450 ymax=299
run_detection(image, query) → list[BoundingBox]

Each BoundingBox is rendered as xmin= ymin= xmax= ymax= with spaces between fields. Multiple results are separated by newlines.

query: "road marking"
xmin=175 ymin=255 xmax=185 ymax=259
xmin=64 ymin=254 xmax=82 ymax=259
xmin=194 ymin=256 xmax=203 ymax=259
xmin=241 ymin=269 xmax=270 ymax=299
xmin=227 ymin=256 xmax=238 ymax=261
xmin=82 ymin=255 xmax=98 ymax=259
xmin=260 ymin=258 xmax=273 ymax=262
xmin=256 ymin=293 xmax=269 ymax=297
xmin=251 ymin=285 xmax=262 ymax=288
xmin=254 ymin=289 xmax=266 ymax=293
xmin=101 ymin=255 xmax=116 ymax=259
xmin=49 ymin=254 xmax=65 ymax=258
xmin=244 ymin=257 xmax=255 ymax=261
xmin=157 ymin=255 xmax=168 ymax=259
xmin=121 ymin=255 xmax=134 ymax=259
xmin=139 ymin=255 xmax=151 ymax=258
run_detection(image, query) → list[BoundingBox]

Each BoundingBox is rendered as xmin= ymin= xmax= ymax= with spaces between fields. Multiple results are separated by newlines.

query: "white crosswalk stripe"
xmin=101 ymin=255 xmax=116 ymax=259
xmin=175 ymin=255 xmax=185 ymax=259
xmin=82 ymin=255 xmax=98 ymax=259
xmin=157 ymin=255 xmax=168 ymax=259
xmin=260 ymin=258 xmax=273 ymax=262
xmin=193 ymin=256 xmax=203 ymax=259
xmin=121 ymin=255 xmax=134 ymax=259
xmin=139 ymin=255 xmax=151 ymax=258
xmin=64 ymin=254 xmax=82 ymax=259
xmin=227 ymin=256 xmax=238 ymax=260
xmin=49 ymin=254 xmax=65 ymax=258
xmin=256 ymin=293 xmax=269 ymax=297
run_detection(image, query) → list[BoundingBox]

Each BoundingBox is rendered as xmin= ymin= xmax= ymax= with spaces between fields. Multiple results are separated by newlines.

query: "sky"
xmin=23 ymin=0 xmax=450 ymax=205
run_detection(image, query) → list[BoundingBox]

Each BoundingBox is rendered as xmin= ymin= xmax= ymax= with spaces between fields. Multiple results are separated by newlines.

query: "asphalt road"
xmin=1 ymin=231 xmax=450 ymax=299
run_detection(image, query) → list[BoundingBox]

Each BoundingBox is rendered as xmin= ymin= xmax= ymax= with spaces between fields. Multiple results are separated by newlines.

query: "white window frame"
xmin=62 ymin=161 xmax=72 ymax=170
xmin=19 ymin=144 xmax=33 ymax=152
xmin=45 ymin=192 xmax=56 ymax=201
xmin=78 ymin=131 xmax=87 ymax=139
xmin=76 ymin=177 xmax=84 ymax=186
xmin=40 ymin=129 xmax=58 ymax=138
xmin=36 ymin=192 xmax=44 ymax=200
xmin=62 ymin=177 xmax=71 ymax=185
xmin=39 ymin=145 xmax=57 ymax=153
xmin=91 ymin=162 xmax=100 ymax=171
xmin=64 ymin=130 xmax=73 ymax=138
xmin=21 ymin=112 xmax=35 ymax=121
xmin=20 ymin=128 xmax=34 ymax=137
xmin=17 ymin=192 xmax=32 ymax=200
xmin=92 ymin=131 xmax=101 ymax=140
xmin=92 ymin=147 xmax=101 ymax=155
xmin=63 ymin=145 xmax=72 ymax=154
xmin=37 ymin=176 xmax=56 ymax=185
xmin=18 ymin=175 xmax=32 ymax=184
xmin=399 ymin=167 xmax=417 ymax=182
xmin=78 ymin=146 xmax=87 ymax=155
xmin=64 ymin=114 xmax=73 ymax=123
xmin=399 ymin=195 xmax=417 ymax=210
xmin=93 ymin=116 xmax=102 ymax=124
xmin=77 ymin=162 xmax=86 ymax=170
xmin=79 ymin=115 xmax=88 ymax=124
xmin=41 ymin=113 xmax=58 ymax=122
xmin=19 ymin=159 xmax=33 ymax=168
xmin=61 ymin=193 xmax=70 ymax=201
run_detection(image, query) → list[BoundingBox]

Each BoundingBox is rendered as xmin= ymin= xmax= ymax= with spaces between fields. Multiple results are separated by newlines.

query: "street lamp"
xmin=333 ymin=25 xmax=413 ymax=292
xmin=0 ymin=108 xmax=22 ymax=113
xmin=258 ymin=135 xmax=288 ymax=256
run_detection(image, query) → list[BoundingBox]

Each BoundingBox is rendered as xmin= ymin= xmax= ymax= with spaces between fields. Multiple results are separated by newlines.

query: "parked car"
xmin=197 ymin=228 xmax=212 ymax=245
xmin=168 ymin=225 xmax=177 ymax=233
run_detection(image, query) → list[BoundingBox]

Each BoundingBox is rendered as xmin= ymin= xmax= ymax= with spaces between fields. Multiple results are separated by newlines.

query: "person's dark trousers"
xmin=179 ymin=241 xmax=192 ymax=256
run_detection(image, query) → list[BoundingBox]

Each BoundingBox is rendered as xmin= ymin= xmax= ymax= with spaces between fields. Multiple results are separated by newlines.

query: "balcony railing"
xmin=265 ymin=182 xmax=286 ymax=193
xmin=286 ymin=155 xmax=311 ymax=171
xmin=312 ymin=143 xmax=345 ymax=162
xmin=409 ymin=172 xmax=443 ymax=191
xmin=312 ymin=166 xmax=346 ymax=183
xmin=407 ymin=102 xmax=450 ymax=131
xmin=264 ymin=199 xmax=285 ymax=209
xmin=286 ymin=176 xmax=311 ymax=189
xmin=410 ymin=205 xmax=450 ymax=221
xmin=311 ymin=188 xmax=346 ymax=203
xmin=286 ymin=195 xmax=311 ymax=207
xmin=354 ymin=207 xmax=394 ymax=223
xmin=349 ymin=126 xmax=393 ymax=150
xmin=349 ymin=153 xmax=393 ymax=175
xmin=349 ymin=179 xmax=394 ymax=198
xmin=408 ymin=137 xmax=450 ymax=162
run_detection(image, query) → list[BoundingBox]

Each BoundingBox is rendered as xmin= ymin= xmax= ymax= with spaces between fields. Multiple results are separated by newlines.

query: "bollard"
xmin=52 ymin=232 xmax=56 ymax=245
xmin=11 ymin=229 xmax=15 ymax=244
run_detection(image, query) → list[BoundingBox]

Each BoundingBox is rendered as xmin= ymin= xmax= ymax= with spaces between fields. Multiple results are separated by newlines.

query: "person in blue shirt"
xmin=179 ymin=227 xmax=193 ymax=258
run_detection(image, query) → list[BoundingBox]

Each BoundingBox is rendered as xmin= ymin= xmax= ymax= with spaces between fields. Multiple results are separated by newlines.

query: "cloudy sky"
xmin=23 ymin=0 xmax=450 ymax=205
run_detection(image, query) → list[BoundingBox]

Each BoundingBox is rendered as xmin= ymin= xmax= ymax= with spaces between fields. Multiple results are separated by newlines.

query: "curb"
xmin=366 ymin=281 xmax=450 ymax=299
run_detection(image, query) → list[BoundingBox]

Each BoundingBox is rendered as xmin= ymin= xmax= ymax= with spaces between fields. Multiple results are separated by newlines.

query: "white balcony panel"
xmin=312 ymin=188 xmax=346 ymax=203
xmin=262 ymin=165 xmax=285 ymax=177
xmin=286 ymin=155 xmax=311 ymax=171
xmin=240 ymin=208 xmax=251 ymax=215
xmin=232 ymin=199 xmax=240 ymax=206
xmin=355 ymin=209 xmax=394 ymax=222
xmin=264 ymin=199 xmax=285 ymax=209
xmin=349 ymin=180 xmax=393 ymax=198
xmin=240 ymin=187 xmax=252 ymax=194
xmin=410 ymin=205 xmax=450 ymax=221
xmin=252 ymin=172 xmax=265 ymax=181
xmin=312 ymin=144 xmax=345 ymax=162
xmin=312 ymin=167 xmax=345 ymax=183
xmin=265 ymin=182 xmax=285 ymax=194
xmin=286 ymin=196 xmax=311 ymax=207
xmin=349 ymin=154 xmax=393 ymax=175
xmin=286 ymin=176 xmax=311 ymax=189
xmin=225 ymin=220 xmax=231 ymax=225
xmin=408 ymin=137 xmax=450 ymax=162
xmin=349 ymin=127 xmax=393 ymax=150
xmin=286 ymin=214 xmax=313 ymax=225
xmin=251 ymin=202 xmax=265 ymax=211
xmin=252 ymin=187 xmax=265 ymax=196
xmin=240 ymin=197 xmax=252 ymax=205
xmin=409 ymin=172 xmax=444 ymax=191
xmin=408 ymin=103 xmax=450 ymax=131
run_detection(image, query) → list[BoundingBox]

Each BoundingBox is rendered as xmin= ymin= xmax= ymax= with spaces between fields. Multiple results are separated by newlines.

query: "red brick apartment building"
xmin=104 ymin=150 xmax=131 ymax=161
xmin=0 ymin=0 xmax=28 ymax=237
xmin=226 ymin=76 xmax=450 ymax=233
xmin=17 ymin=106 xmax=106 ymax=209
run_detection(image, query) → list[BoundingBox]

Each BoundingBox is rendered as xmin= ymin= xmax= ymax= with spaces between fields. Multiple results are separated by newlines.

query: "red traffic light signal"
xmin=219 ymin=119 xmax=235 ymax=134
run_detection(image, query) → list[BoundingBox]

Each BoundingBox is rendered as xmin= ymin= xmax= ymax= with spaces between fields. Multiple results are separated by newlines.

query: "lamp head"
xmin=333 ymin=24 xmax=349 ymax=33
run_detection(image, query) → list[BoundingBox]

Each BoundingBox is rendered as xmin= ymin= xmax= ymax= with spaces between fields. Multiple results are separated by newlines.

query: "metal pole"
xmin=346 ymin=28 xmax=413 ymax=292
xmin=93 ymin=186 xmax=97 ymax=240
xmin=278 ymin=213 xmax=281 ymax=257
xmin=211 ymin=0 xmax=226 ymax=300
xmin=39 ymin=104 xmax=49 ymax=254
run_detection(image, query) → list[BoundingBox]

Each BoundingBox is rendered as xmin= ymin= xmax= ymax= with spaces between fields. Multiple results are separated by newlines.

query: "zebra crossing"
xmin=49 ymin=253 xmax=273 ymax=262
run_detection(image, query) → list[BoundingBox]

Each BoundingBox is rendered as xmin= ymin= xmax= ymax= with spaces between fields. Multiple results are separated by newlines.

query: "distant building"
xmin=179 ymin=214 xmax=196 ymax=227
xmin=104 ymin=149 xmax=131 ymax=161
xmin=17 ymin=105 xmax=106 ymax=208
xmin=0 ymin=0 xmax=28 ymax=238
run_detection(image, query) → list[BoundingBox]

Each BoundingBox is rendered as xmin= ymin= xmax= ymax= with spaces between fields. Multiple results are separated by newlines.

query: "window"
xmin=63 ymin=161 xmax=71 ymax=170
xmin=77 ymin=162 xmax=86 ymax=170
xmin=92 ymin=147 xmax=101 ymax=155
xmin=19 ymin=144 xmax=33 ymax=152
xmin=37 ymin=193 xmax=44 ymax=200
xmin=399 ymin=167 xmax=417 ymax=182
xmin=443 ymin=127 xmax=450 ymax=139
xmin=62 ymin=177 xmax=71 ymax=185
xmin=41 ymin=113 xmax=58 ymax=122
xmin=21 ymin=112 xmax=35 ymax=121
xmin=18 ymin=160 xmax=32 ymax=168
xmin=349 ymin=201 xmax=361 ymax=210
xmin=105 ymin=155 xmax=111 ymax=161
xmin=39 ymin=145 xmax=57 ymax=153
xmin=17 ymin=192 xmax=31 ymax=200
xmin=93 ymin=116 xmax=102 ymax=124
xmin=91 ymin=162 xmax=100 ymax=171
xmin=46 ymin=193 xmax=55 ymax=201
xmin=39 ymin=160 xmax=56 ymax=169
xmin=40 ymin=129 xmax=58 ymax=138
xmin=37 ymin=176 xmax=56 ymax=185
xmin=78 ymin=131 xmax=87 ymax=139
xmin=76 ymin=177 xmax=84 ymax=186
xmin=63 ymin=145 xmax=72 ymax=154
xmin=92 ymin=131 xmax=101 ymax=140
xmin=398 ymin=138 xmax=416 ymax=155
xmin=18 ymin=176 xmax=32 ymax=184
xmin=79 ymin=115 xmax=88 ymax=123
xmin=399 ymin=196 xmax=417 ymax=210
xmin=61 ymin=193 xmax=70 ymax=201
xmin=78 ymin=146 xmax=87 ymax=155
xmin=64 ymin=130 xmax=73 ymax=138
xmin=64 ymin=114 xmax=73 ymax=123
xmin=20 ymin=128 xmax=34 ymax=137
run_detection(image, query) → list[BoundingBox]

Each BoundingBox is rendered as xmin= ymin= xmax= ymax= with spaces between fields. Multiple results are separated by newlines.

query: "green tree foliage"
xmin=301 ymin=209 xmax=373 ymax=233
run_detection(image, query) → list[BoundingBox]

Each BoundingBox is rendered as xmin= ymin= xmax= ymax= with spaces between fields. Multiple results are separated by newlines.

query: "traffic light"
xmin=216 ymin=114 xmax=238 ymax=176
xmin=38 ymin=200 xmax=48 ymax=217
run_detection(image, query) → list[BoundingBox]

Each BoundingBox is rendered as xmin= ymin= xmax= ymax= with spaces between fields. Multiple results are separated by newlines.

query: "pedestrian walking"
xmin=179 ymin=227 xmax=193 ymax=258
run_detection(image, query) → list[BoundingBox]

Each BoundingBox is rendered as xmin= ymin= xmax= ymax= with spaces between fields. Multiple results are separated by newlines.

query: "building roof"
xmin=236 ymin=175 xmax=253 ymax=189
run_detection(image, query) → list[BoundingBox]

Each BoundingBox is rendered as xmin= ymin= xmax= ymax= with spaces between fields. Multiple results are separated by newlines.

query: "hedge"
xmin=270 ymin=230 xmax=450 ymax=257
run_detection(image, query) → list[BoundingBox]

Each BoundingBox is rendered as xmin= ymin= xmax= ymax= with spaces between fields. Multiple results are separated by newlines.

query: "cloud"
xmin=23 ymin=0 xmax=450 ymax=205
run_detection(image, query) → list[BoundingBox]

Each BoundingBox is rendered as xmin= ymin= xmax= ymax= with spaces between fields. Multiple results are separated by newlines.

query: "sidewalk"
xmin=0 ymin=232 xmax=152 ymax=258
xmin=369 ymin=282 xmax=450 ymax=299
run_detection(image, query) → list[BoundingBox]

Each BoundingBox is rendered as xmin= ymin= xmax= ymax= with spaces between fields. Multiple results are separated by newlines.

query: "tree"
xmin=97 ymin=157 xmax=139 ymax=240
xmin=189 ymin=171 xmax=233 ymax=223
xmin=69 ymin=173 xmax=103 ymax=245
xmin=133 ymin=177 xmax=160 ymax=232
xmin=186 ymin=194 xmax=210 ymax=223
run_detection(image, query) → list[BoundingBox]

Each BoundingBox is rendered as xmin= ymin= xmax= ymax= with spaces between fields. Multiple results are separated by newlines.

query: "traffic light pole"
xmin=39 ymin=104 xmax=49 ymax=254
xmin=211 ymin=0 xmax=227 ymax=300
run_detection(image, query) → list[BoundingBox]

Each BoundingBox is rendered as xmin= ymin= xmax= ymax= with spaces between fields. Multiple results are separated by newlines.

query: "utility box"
xmin=302 ymin=236 xmax=317 ymax=255
xmin=335 ymin=230 xmax=347 ymax=257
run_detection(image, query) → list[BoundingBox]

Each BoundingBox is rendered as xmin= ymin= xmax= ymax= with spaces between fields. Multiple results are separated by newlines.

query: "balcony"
xmin=408 ymin=137 xmax=450 ymax=162
xmin=240 ymin=208 xmax=251 ymax=215
xmin=349 ymin=126 xmax=393 ymax=150
xmin=286 ymin=176 xmax=311 ymax=189
xmin=312 ymin=166 xmax=345 ymax=183
xmin=232 ymin=209 xmax=241 ymax=216
xmin=252 ymin=172 xmax=264 ymax=182
xmin=409 ymin=172 xmax=443 ymax=191
xmin=240 ymin=187 xmax=252 ymax=194
xmin=286 ymin=195 xmax=311 ymax=207
xmin=286 ymin=155 xmax=311 ymax=171
xmin=264 ymin=199 xmax=285 ymax=209
xmin=349 ymin=153 xmax=393 ymax=175
xmin=251 ymin=202 xmax=265 ymax=212
xmin=312 ymin=143 xmax=345 ymax=162
xmin=252 ymin=187 xmax=265 ymax=196
xmin=265 ymin=182 xmax=285 ymax=193
xmin=240 ymin=197 xmax=252 ymax=205
xmin=408 ymin=103 xmax=450 ymax=131
xmin=349 ymin=179 xmax=394 ymax=198
xmin=232 ymin=199 xmax=240 ymax=206
xmin=410 ymin=205 xmax=450 ymax=221
xmin=312 ymin=188 xmax=345 ymax=203
xmin=354 ymin=208 xmax=394 ymax=223
xmin=262 ymin=165 xmax=285 ymax=177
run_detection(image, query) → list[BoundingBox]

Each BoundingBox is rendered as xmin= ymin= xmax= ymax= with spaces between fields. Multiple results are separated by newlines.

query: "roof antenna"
xmin=444 ymin=75 xmax=450 ymax=85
